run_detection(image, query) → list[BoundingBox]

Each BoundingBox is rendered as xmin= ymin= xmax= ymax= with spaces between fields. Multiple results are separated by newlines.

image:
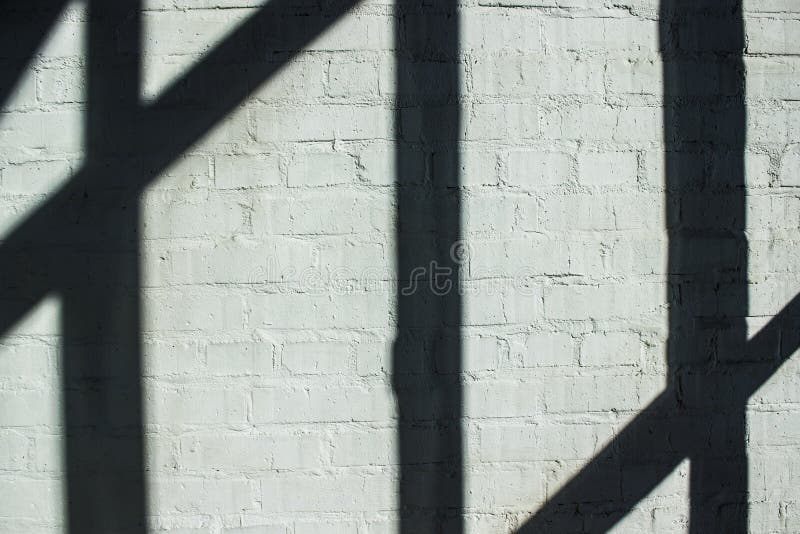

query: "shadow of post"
xmin=0 ymin=1 xmax=361 ymax=532
xmin=58 ymin=1 xmax=147 ymax=532
xmin=392 ymin=1 xmax=464 ymax=532
xmin=663 ymin=0 xmax=749 ymax=531
xmin=6 ymin=0 xmax=796 ymax=531
xmin=515 ymin=0 xmax=753 ymax=532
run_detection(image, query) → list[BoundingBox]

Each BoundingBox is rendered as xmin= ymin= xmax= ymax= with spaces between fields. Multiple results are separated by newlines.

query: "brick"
xmin=307 ymin=14 xmax=392 ymax=51
xmin=0 ymin=479 xmax=62 ymax=520
xmin=747 ymin=18 xmax=800 ymax=55
xmin=605 ymin=56 xmax=661 ymax=95
xmin=141 ymin=192 xmax=248 ymax=239
xmin=180 ymin=432 xmax=325 ymax=471
xmin=0 ymin=111 xmax=84 ymax=154
xmin=462 ymin=12 xmax=541 ymax=52
xmin=544 ymin=283 xmax=664 ymax=321
xmin=780 ymin=147 xmax=800 ymax=187
xmin=143 ymin=10 xmax=251 ymax=57
xmin=355 ymin=338 xmax=392 ymax=376
xmin=252 ymin=191 xmax=392 ymax=235
xmin=0 ymin=344 xmax=52 ymax=382
xmin=261 ymin=472 xmax=393 ymax=512
xmin=473 ymin=54 xmax=604 ymax=97
xmin=328 ymin=60 xmax=379 ymax=97
xmin=37 ymin=66 xmax=87 ymax=103
xmin=252 ymin=385 xmax=395 ymax=423
xmin=580 ymin=331 xmax=641 ymax=367
xmin=330 ymin=427 xmax=394 ymax=467
xmin=434 ymin=150 xmax=499 ymax=186
xmin=461 ymin=335 xmax=503 ymax=372
xmin=288 ymin=152 xmax=355 ymax=187
xmin=359 ymin=144 xmax=425 ymax=186
xmin=167 ymin=239 xmax=315 ymax=285
xmin=143 ymin=291 xmax=245 ymax=332
xmin=478 ymin=422 xmax=613 ymax=462
xmin=542 ymin=16 xmax=658 ymax=53
xmin=465 ymin=465 xmax=546 ymax=509
xmin=0 ymin=430 xmax=30 ymax=470
xmin=507 ymin=150 xmax=572 ymax=188
xmin=2 ymin=67 xmax=36 ymax=109
xmin=518 ymin=332 xmax=575 ymax=367
xmin=154 ymin=155 xmax=211 ymax=190
xmin=294 ymin=521 xmax=358 ymax=534
xmin=466 ymin=103 xmax=539 ymax=141
xmin=248 ymin=293 xmax=390 ymax=330
xmin=317 ymin=238 xmax=389 ymax=279
xmin=253 ymin=57 xmax=326 ymax=102
xmin=577 ymin=151 xmax=638 ymax=187
xmin=206 ymin=340 xmax=274 ymax=376
xmin=255 ymin=106 xmax=392 ymax=142
xmin=747 ymin=57 xmax=800 ymax=101
xmin=151 ymin=477 xmax=257 ymax=514
xmin=271 ymin=433 xmax=328 ymax=470
xmin=223 ymin=526 xmax=288 ymax=534
xmin=542 ymin=374 xmax=659 ymax=413
xmin=216 ymin=154 xmax=281 ymax=189
xmin=465 ymin=379 xmax=539 ymax=419
xmin=39 ymin=14 xmax=85 ymax=59
xmin=282 ymin=341 xmax=350 ymax=374
xmin=142 ymin=340 xmax=200 ymax=377
xmin=150 ymin=387 xmax=247 ymax=425
xmin=0 ymin=390 xmax=60 ymax=427
xmin=32 ymin=434 xmax=62 ymax=473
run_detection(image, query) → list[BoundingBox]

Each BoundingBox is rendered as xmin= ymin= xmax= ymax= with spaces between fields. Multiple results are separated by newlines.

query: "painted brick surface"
xmin=1 ymin=0 xmax=799 ymax=533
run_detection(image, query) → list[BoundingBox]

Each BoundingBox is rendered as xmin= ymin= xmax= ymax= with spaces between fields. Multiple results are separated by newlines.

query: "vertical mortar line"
xmin=392 ymin=1 xmax=464 ymax=532
xmin=60 ymin=0 xmax=148 ymax=532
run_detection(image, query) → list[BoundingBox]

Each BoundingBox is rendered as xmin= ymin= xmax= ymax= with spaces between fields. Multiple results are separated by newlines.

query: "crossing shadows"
xmin=517 ymin=1 xmax=765 ymax=532
xmin=0 ymin=0 xmax=359 ymax=532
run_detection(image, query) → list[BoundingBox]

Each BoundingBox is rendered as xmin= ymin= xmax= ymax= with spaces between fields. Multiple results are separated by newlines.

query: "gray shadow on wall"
xmin=5 ymin=0 xmax=799 ymax=531
xmin=392 ymin=1 xmax=464 ymax=532
xmin=0 ymin=0 xmax=68 ymax=108
xmin=516 ymin=0 xmax=800 ymax=532
xmin=0 ymin=0 xmax=360 ymax=532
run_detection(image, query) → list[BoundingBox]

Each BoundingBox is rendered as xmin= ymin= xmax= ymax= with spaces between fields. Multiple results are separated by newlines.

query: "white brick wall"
xmin=1 ymin=0 xmax=800 ymax=533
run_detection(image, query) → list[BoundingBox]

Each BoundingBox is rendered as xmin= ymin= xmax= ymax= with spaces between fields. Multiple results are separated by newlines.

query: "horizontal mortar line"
xmin=0 ymin=0 xmax=363 ymax=339
xmin=515 ymin=289 xmax=800 ymax=532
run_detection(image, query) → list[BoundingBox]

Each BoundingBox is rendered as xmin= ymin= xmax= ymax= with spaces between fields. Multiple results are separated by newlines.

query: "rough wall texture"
xmin=1 ymin=0 xmax=799 ymax=533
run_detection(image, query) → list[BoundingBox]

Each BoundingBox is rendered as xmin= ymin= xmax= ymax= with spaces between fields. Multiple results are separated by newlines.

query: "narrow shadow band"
xmin=393 ymin=2 xmax=464 ymax=532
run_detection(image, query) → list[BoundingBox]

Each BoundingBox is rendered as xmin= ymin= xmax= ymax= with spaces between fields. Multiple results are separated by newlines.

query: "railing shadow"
xmin=516 ymin=0 xmax=800 ymax=532
xmin=1 ymin=1 xmax=360 ymax=532
xmin=2 ymin=0 xmax=799 ymax=532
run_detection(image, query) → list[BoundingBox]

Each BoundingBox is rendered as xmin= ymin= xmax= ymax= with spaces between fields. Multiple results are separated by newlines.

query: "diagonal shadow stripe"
xmin=0 ymin=0 xmax=70 ymax=109
xmin=516 ymin=292 xmax=800 ymax=534
xmin=0 ymin=1 xmax=362 ymax=531
xmin=0 ymin=0 xmax=363 ymax=339
xmin=2 ymin=0 xmax=798 ymax=531
xmin=517 ymin=0 xmax=800 ymax=531
xmin=53 ymin=1 xmax=150 ymax=532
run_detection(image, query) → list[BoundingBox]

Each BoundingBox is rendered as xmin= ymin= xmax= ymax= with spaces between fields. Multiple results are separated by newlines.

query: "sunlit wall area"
xmin=744 ymin=1 xmax=800 ymax=531
xmin=1 ymin=0 xmax=799 ymax=533
xmin=0 ymin=2 xmax=87 ymax=531
xmin=139 ymin=2 xmax=399 ymax=532
xmin=460 ymin=4 xmax=673 ymax=531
